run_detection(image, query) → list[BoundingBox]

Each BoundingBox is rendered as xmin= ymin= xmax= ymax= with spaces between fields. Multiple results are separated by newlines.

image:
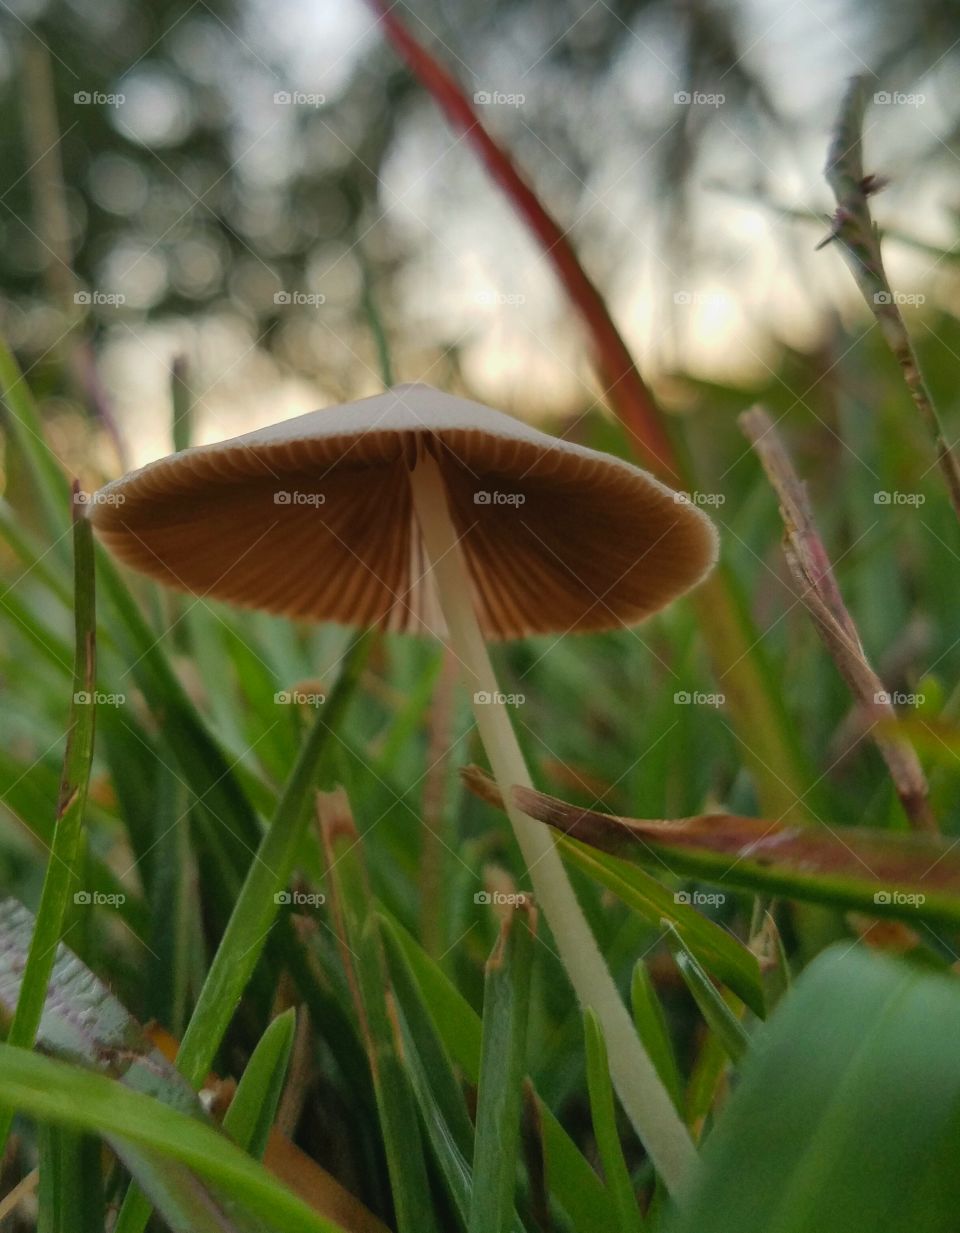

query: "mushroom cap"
xmin=90 ymin=383 xmax=718 ymax=641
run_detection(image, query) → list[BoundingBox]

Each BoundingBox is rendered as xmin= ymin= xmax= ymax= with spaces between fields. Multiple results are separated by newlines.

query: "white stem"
xmin=409 ymin=452 xmax=695 ymax=1194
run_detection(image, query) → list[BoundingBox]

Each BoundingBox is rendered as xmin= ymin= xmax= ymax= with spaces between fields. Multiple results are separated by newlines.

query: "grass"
xmin=2 ymin=32 xmax=960 ymax=1233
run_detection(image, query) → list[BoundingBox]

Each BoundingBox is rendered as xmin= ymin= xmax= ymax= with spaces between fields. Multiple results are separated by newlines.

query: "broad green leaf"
xmin=664 ymin=945 xmax=960 ymax=1233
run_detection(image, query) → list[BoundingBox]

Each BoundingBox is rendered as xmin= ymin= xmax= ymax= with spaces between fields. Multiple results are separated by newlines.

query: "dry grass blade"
xmin=739 ymin=404 xmax=936 ymax=833
xmin=364 ymin=1 xmax=676 ymax=477
xmin=506 ymin=782 xmax=960 ymax=926
xmin=821 ymin=75 xmax=960 ymax=520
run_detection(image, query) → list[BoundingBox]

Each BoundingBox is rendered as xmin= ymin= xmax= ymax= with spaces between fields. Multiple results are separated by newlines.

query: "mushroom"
xmin=90 ymin=382 xmax=717 ymax=1188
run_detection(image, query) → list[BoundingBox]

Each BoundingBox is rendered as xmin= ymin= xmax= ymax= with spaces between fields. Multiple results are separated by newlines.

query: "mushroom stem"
xmin=408 ymin=452 xmax=695 ymax=1193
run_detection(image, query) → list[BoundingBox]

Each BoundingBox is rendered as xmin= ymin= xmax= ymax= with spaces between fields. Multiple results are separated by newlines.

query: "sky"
xmin=13 ymin=0 xmax=956 ymax=467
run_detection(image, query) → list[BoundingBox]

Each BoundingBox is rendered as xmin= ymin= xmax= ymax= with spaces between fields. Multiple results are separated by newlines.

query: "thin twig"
xmin=740 ymin=404 xmax=936 ymax=834
xmin=821 ymin=76 xmax=960 ymax=520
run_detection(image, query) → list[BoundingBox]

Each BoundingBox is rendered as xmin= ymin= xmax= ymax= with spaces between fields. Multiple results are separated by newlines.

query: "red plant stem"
xmin=368 ymin=1 xmax=679 ymax=480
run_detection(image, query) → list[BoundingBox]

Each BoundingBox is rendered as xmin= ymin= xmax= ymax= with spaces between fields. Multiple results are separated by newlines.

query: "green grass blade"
xmin=380 ymin=918 xmax=478 ymax=1225
xmin=0 ymin=336 xmax=71 ymax=545
xmin=0 ymin=497 xmax=96 ymax=1154
xmin=583 ymin=1009 xmax=645 ymax=1233
xmin=557 ymin=839 xmax=765 ymax=1015
xmin=630 ymin=963 xmax=684 ymax=1113
xmin=176 ymin=633 xmax=368 ymax=1086
xmin=38 ymin=1126 xmax=103 ymax=1233
xmin=320 ymin=790 xmax=439 ymax=1233
xmin=0 ymin=497 xmax=72 ymax=603
xmin=0 ymin=899 xmax=203 ymax=1113
xmin=663 ymin=925 xmax=750 ymax=1064
xmin=223 ymin=1009 xmax=296 ymax=1160
xmin=379 ymin=911 xmax=618 ymax=1233
xmin=469 ymin=904 xmax=535 ymax=1233
xmin=0 ymin=1044 xmax=348 ymax=1233
xmin=114 ymin=634 xmax=369 ymax=1233
xmin=108 ymin=1141 xmax=266 ymax=1233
